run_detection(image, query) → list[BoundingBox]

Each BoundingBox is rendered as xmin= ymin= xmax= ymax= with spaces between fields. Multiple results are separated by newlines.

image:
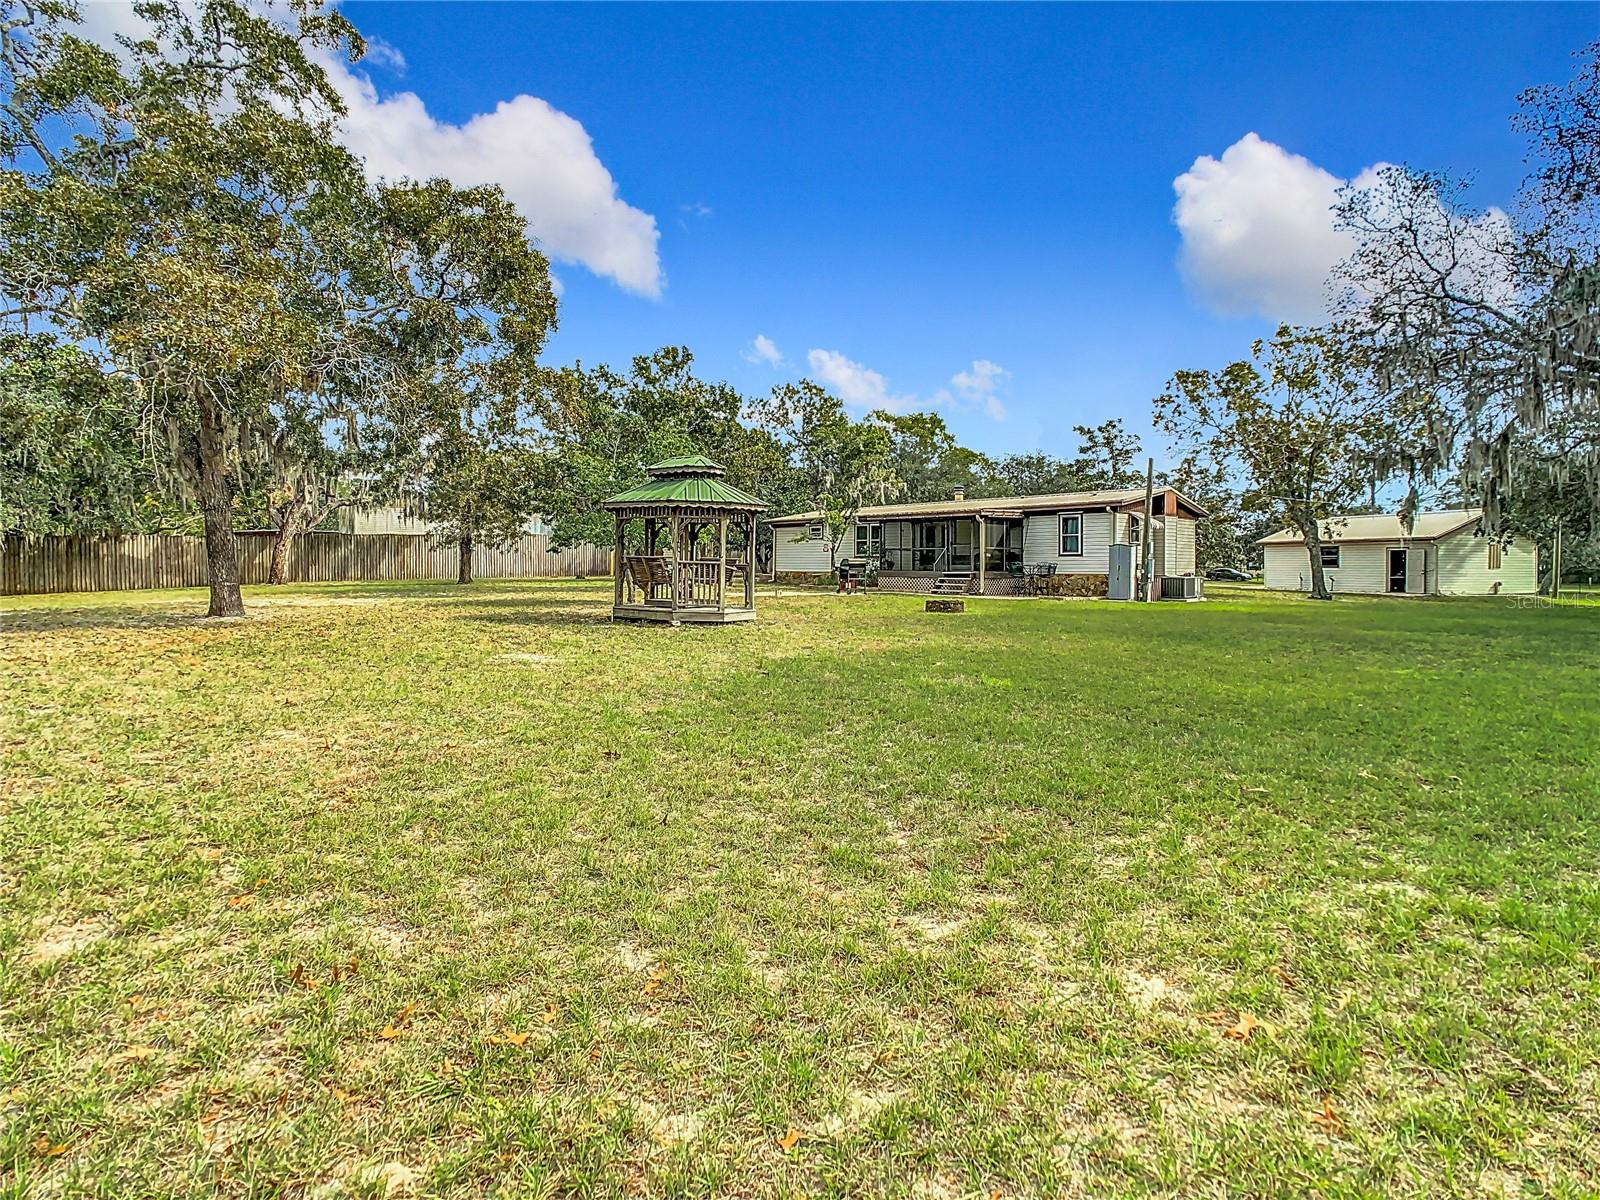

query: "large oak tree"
xmin=1157 ymin=327 xmax=1393 ymax=600
xmin=0 ymin=0 xmax=554 ymax=612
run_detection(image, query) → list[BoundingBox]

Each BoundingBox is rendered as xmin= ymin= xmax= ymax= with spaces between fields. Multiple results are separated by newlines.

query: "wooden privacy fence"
xmin=2 ymin=531 xmax=613 ymax=596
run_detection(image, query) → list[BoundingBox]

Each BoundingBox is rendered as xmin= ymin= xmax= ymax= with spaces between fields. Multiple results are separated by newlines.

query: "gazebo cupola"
xmin=602 ymin=456 xmax=769 ymax=624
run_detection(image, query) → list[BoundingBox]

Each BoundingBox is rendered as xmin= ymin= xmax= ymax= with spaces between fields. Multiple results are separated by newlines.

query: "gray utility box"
xmin=1107 ymin=543 xmax=1135 ymax=601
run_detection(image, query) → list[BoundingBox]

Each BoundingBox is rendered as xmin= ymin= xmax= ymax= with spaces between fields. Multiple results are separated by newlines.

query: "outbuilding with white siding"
xmin=1257 ymin=509 xmax=1537 ymax=596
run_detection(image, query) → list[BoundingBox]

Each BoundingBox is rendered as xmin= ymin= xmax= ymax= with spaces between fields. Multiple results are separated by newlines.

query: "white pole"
xmin=1141 ymin=458 xmax=1155 ymax=603
xmin=1552 ymin=521 xmax=1562 ymax=600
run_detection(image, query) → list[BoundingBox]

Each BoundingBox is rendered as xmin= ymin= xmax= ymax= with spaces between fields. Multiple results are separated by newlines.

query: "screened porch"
xmin=847 ymin=514 xmax=1027 ymax=593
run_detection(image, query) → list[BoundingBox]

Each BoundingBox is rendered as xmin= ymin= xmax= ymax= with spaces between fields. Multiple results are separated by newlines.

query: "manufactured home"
xmin=768 ymin=486 xmax=1205 ymax=596
xmin=1257 ymin=509 xmax=1537 ymax=596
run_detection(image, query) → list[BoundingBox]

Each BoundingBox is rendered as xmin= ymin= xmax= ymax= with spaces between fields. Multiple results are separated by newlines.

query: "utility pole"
xmin=1141 ymin=457 xmax=1155 ymax=603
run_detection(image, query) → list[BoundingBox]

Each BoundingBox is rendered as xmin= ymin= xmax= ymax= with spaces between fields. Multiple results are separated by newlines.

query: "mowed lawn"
xmin=2 ymin=581 xmax=1597 ymax=1200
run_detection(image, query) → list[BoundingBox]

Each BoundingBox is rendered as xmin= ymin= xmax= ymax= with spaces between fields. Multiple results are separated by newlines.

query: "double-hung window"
xmin=1319 ymin=545 xmax=1341 ymax=569
xmin=855 ymin=521 xmax=882 ymax=558
xmin=1059 ymin=513 xmax=1083 ymax=556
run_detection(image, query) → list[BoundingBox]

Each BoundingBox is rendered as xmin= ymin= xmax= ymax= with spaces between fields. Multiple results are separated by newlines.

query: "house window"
xmin=1319 ymin=545 xmax=1341 ymax=568
xmin=855 ymin=521 xmax=881 ymax=558
xmin=1487 ymin=542 xmax=1503 ymax=570
xmin=806 ymin=522 xmax=825 ymax=540
xmin=1059 ymin=514 xmax=1083 ymax=556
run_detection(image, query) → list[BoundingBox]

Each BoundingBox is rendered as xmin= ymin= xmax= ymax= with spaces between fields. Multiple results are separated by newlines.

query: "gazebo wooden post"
xmin=717 ymin=517 xmax=728 ymax=611
xmin=642 ymin=518 xmax=656 ymax=601
xmin=668 ymin=512 xmax=681 ymax=625
xmin=613 ymin=515 xmax=625 ymax=609
xmin=745 ymin=514 xmax=755 ymax=608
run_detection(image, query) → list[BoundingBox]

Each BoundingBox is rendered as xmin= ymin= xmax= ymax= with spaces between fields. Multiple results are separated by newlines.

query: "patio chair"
xmin=1023 ymin=563 xmax=1057 ymax=595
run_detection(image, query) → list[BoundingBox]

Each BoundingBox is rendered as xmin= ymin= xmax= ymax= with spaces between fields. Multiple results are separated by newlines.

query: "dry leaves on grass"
xmin=1307 ymin=1097 xmax=1343 ymax=1135
xmin=1225 ymin=1013 xmax=1265 ymax=1040
xmin=377 ymin=1002 xmax=417 ymax=1040
xmin=32 ymin=1136 xmax=68 ymax=1158
xmin=777 ymin=1127 xmax=805 ymax=1151
xmin=1201 ymin=1010 xmax=1275 ymax=1041
xmin=290 ymin=957 xmax=361 ymax=991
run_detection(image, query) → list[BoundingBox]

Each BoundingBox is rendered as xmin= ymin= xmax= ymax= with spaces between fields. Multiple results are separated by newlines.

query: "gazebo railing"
xmin=678 ymin=559 xmax=722 ymax=605
xmin=623 ymin=554 xmax=753 ymax=609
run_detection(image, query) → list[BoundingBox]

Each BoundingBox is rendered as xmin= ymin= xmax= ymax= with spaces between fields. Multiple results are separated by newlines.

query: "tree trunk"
xmin=457 ymin=533 xmax=474 ymax=584
xmin=1300 ymin=519 xmax=1332 ymax=600
xmin=195 ymin=389 xmax=245 ymax=617
xmin=267 ymin=496 xmax=306 ymax=585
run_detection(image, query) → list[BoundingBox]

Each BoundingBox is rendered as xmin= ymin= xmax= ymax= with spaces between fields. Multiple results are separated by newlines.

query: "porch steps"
xmin=929 ymin=572 xmax=974 ymax=595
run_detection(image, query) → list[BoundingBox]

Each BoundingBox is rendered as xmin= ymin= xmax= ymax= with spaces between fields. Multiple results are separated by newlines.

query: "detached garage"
xmin=1258 ymin=509 xmax=1538 ymax=596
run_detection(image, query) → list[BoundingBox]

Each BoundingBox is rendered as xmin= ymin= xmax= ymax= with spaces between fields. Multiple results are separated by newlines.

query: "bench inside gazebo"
xmin=602 ymin=456 xmax=769 ymax=625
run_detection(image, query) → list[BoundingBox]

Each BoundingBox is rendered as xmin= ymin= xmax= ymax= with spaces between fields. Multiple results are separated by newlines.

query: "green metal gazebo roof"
xmin=643 ymin=454 xmax=724 ymax=475
xmin=602 ymin=456 xmax=769 ymax=511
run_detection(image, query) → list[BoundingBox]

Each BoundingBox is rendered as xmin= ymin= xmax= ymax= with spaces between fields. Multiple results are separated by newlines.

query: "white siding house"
xmin=771 ymin=520 xmax=847 ymax=573
xmin=1435 ymin=525 xmax=1538 ymax=594
xmin=1258 ymin=510 xmax=1536 ymax=596
xmin=769 ymin=486 xmax=1204 ymax=594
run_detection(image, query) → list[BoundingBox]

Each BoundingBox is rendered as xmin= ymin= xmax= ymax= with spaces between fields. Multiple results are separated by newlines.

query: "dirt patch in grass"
xmin=28 ymin=917 xmax=108 ymax=962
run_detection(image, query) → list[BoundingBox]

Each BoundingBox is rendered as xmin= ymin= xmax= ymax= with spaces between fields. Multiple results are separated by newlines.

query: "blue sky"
xmin=340 ymin=1 xmax=1593 ymax=464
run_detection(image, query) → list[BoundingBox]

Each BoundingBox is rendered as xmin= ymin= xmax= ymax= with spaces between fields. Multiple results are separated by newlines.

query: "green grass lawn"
xmin=3 ymin=581 xmax=1597 ymax=1199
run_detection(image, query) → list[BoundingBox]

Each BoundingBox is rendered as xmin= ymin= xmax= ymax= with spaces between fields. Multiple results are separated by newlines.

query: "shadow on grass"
xmin=448 ymin=600 xmax=615 ymax=627
xmin=0 ymin=603 xmax=224 ymax=634
xmin=0 ymin=578 xmax=614 ymax=634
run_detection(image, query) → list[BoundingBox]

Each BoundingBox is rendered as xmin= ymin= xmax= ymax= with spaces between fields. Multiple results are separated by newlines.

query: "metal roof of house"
xmin=602 ymin=456 xmax=769 ymax=511
xmin=768 ymin=486 xmax=1208 ymax=524
xmin=1256 ymin=509 xmax=1482 ymax=546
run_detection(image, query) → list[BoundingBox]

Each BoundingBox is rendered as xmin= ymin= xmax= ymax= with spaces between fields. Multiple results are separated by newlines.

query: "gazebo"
xmin=603 ymin=456 xmax=769 ymax=624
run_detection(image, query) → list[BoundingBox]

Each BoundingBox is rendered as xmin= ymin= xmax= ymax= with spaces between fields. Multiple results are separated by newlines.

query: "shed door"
xmin=1387 ymin=548 xmax=1407 ymax=593
xmin=1407 ymin=547 xmax=1428 ymax=594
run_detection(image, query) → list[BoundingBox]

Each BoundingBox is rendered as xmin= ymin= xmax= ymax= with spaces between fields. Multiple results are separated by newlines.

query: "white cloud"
xmin=743 ymin=334 xmax=783 ymax=367
xmin=949 ymin=359 xmax=1010 ymax=421
xmin=806 ymin=349 xmax=916 ymax=414
xmin=805 ymin=349 xmax=1008 ymax=421
xmin=681 ymin=202 xmax=713 ymax=218
xmin=360 ymin=37 xmax=407 ymax=74
xmin=1172 ymin=132 xmax=1376 ymax=323
xmin=326 ymin=62 xmax=662 ymax=297
xmin=1173 ymin=134 xmax=1520 ymax=324
xmin=73 ymin=2 xmax=663 ymax=297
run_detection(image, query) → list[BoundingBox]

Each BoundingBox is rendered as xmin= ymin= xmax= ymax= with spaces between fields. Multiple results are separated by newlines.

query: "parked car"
xmin=1205 ymin=566 xmax=1252 ymax=581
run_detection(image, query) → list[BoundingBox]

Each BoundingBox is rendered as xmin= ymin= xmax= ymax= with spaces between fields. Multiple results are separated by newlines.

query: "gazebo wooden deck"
xmin=602 ymin=456 xmax=769 ymax=625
